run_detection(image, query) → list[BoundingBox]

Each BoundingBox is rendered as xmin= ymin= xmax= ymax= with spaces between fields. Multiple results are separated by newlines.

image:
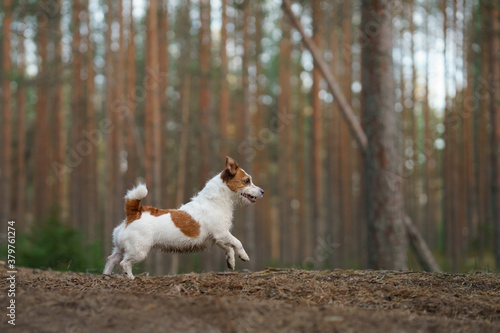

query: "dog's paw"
xmin=239 ymin=253 xmax=250 ymax=262
xmin=226 ymin=256 xmax=235 ymax=270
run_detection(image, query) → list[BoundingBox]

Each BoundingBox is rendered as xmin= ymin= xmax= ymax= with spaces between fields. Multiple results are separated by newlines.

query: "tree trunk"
xmin=171 ymin=0 xmax=192 ymax=274
xmin=125 ymin=0 xmax=137 ymax=188
xmin=145 ymin=0 xmax=163 ymax=274
xmin=278 ymin=16 xmax=292 ymax=265
xmin=423 ymin=0 xmax=434 ymax=249
xmin=340 ymin=2 xmax=353 ymax=265
xmin=49 ymin=0 xmax=65 ymax=219
xmin=220 ymin=0 xmax=230 ymax=159
xmin=15 ymin=17 xmax=27 ymax=223
xmin=311 ymin=0 xmax=326 ymax=267
xmin=70 ymin=0 xmax=86 ymax=230
xmin=361 ymin=0 xmax=408 ymax=270
xmin=104 ymin=0 xmax=117 ymax=256
xmin=241 ymin=0 xmax=257 ymax=271
xmin=199 ymin=0 xmax=216 ymax=272
xmin=1 ymin=0 xmax=13 ymax=224
xmin=85 ymin=0 xmax=98 ymax=241
xmin=34 ymin=2 xmax=51 ymax=223
xmin=159 ymin=0 xmax=169 ymax=209
xmin=488 ymin=2 xmax=500 ymax=271
xmin=330 ymin=19 xmax=342 ymax=267
xmin=199 ymin=0 xmax=212 ymax=182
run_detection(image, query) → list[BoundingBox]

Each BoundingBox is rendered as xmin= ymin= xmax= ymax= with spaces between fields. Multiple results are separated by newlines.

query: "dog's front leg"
xmin=216 ymin=240 xmax=236 ymax=270
xmin=223 ymin=232 xmax=250 ymax=262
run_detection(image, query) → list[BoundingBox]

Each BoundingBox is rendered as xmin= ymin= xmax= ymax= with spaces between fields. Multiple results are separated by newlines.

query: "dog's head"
xmin=221 ymin=156 xmax=264 ymax=205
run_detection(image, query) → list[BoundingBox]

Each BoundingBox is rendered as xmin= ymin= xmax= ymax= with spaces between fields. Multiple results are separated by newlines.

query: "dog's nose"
xmin=260 ymin=189 xmax=264 ymax=195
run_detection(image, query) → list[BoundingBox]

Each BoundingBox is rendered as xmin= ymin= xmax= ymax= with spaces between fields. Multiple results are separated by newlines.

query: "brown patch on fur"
xmin=221 ymin=156 xmax=239 ymax=183
xmin=164 ymin=209 xmax=201 ymax=238
xmin=125 ymin=202 xmax=200 ymax=238
xmin=221 ymin=156 xmax=251 ymax=192
xmin=125 ymin=199 xmax=143 ymax=225
xmin=224 ymin=168 xmax=251 ymax=192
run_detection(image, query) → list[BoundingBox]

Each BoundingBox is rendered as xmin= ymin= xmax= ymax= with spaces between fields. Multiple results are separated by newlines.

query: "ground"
xmin=1 ymin=266 xmax=499 ymax=332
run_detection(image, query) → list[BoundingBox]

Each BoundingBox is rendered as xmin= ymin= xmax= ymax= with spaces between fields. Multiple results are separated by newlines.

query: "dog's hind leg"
xmin=103 ymin=247 xmax=123 ymax=275
xmin=120 ymin=250 xmax=148 ymax=279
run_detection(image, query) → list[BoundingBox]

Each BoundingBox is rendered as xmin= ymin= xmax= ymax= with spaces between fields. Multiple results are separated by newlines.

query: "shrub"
xmin=15 ymin=216 xmax=105 ymax=273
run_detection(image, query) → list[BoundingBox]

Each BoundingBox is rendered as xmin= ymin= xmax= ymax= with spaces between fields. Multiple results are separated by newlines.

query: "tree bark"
xmin=125 ymin=0 xmax=137 ymax=188
xmin=241 ymin=0 xmax=257 ymax=271
xmin=104 ymin=0 xmax=117 ymax=255
xmin=85 ymin=0 xmax=98 ymax=241
xmin=219 ymin=0 xmax=230 ymax=158
xmin=15 ymin=16 xmax=27 ymax=223
xmin=340 ymin=2 xmax=353 ymax=265
xmin=199 ymin=0 xmax=212 ymax=182
xmin=199 ymin=0 xmax=217 ymax=272
xmin=311 ymin=0 xmax=326 ymax=267
xmin=1 ymin=0 xmax=13 ymax=224
xmin=278 ymin=15 xmax=292 ymax=265
xmin=488 ymin=3 xmax=500 ymax=271
xmin=159 ymin=0 xmax=169 ymax=209
xmin=34 ymin=2 xmax=51 ymax=222
xmin=360 ymin=0 xmax=408 ymax=270
xmin=70 ymin=0 xmax=86 ymax=230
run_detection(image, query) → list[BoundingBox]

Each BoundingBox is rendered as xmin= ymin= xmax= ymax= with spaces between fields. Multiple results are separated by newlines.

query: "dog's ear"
xmin=225 ymin=156 xmax=239 ymax=176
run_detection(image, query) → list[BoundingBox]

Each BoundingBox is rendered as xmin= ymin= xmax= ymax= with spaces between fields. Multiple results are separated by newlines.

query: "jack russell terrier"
xmin=103 ymin=156 xmax=264 ymax=279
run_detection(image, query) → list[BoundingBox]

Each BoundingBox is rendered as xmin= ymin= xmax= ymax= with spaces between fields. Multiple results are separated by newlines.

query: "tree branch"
xmin=281 ymin=0 xmax=367 ymax=150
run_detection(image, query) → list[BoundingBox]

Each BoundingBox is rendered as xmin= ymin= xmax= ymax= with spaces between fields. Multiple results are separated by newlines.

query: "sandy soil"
xmin=1 ymin=266 xmax=499 ymax=332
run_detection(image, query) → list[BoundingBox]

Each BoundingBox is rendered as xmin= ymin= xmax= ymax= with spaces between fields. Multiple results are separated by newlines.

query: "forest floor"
xmin=1 ymin=266 xmax=499 ymax=333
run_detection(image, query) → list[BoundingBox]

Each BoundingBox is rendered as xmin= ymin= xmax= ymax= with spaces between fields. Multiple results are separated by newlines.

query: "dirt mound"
xmin=1 ymin=267 xmax=499 ymax=332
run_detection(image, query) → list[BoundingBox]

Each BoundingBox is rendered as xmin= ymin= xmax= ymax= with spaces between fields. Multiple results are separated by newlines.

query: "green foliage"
xmin=15 ymin=216 xmax=105 ymax=273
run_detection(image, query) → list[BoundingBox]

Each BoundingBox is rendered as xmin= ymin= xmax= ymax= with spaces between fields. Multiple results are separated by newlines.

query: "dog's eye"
xmin=245 ymin=179 xmax=250 ymax=184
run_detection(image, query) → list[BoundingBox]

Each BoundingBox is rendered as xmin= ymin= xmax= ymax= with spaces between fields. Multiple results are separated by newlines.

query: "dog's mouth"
xmin=240 ymin=193 xmax=257 ymax=203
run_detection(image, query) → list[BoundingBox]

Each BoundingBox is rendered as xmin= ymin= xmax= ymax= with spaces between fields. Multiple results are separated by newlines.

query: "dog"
xmin=103 ymin=156 xmax=264 ymax=279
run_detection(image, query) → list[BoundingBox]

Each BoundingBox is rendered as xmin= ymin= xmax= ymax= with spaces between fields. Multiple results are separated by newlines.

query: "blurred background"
xmin=0 ymin=0 xmax=499 ymax=274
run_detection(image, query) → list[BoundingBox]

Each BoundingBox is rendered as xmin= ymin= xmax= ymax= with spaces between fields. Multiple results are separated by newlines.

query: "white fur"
xmin=103 ymin=171 xmax=263 ymax=279
xmin=125 ymin=183 xmax=148 ymax=200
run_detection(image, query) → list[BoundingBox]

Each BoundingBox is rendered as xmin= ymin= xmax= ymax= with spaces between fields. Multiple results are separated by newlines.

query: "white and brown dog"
xmin=103 ymin=156 xmax=264 ymax=279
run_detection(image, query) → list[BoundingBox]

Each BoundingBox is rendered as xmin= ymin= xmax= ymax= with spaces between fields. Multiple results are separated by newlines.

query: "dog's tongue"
xmin=242 ymin=193 xmax=256 ymax=202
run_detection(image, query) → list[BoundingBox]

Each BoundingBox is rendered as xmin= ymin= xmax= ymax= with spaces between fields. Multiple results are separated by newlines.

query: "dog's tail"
xmin=124 ymin=183 xmax=148 ymax=219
